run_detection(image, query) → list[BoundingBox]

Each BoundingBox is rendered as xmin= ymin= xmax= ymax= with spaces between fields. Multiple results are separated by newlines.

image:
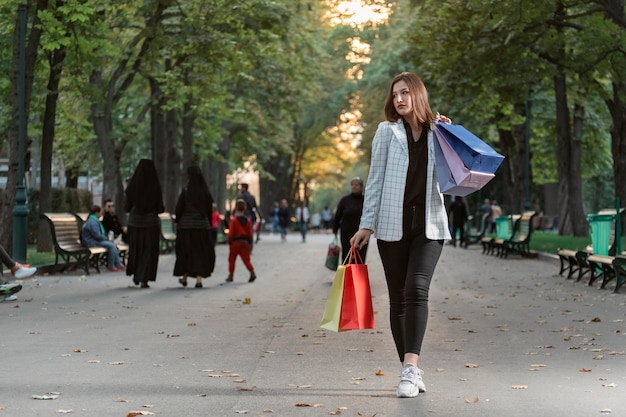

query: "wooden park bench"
xmin=502 ymin=211 xmax=538 ymax=258
xmin=613 ymin=256 xmax=626 ymax=293
xmin=40 ymin=213 xmax=106 ymax=275
xmin=159 ymin=212 xmax=176 ymax=254
xmin=557 ymin=208 xmax=624 ymax=288
xmin=482 ymin=214 xmax=522 ymax=257
xmin=464 ymin=213 xmax=489 ymax=248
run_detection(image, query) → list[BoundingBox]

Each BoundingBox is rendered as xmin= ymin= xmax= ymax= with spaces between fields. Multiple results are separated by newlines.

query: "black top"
xmin=333 ymin=193 xmax=364 ymax=236
xmin=403 ymin=121 xmax=428 ymax=235
xmin=102 ymin=212 xmax=123 ymax=236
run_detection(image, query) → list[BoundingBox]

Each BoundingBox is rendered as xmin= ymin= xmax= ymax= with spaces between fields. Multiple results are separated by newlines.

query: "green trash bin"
xmin=495 ymin=217 xmax=510 ymax=239
xmin=586 ymin=214 xmax=614 ymax=255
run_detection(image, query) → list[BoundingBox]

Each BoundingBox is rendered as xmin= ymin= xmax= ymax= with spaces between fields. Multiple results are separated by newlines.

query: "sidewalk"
xmin=2 ymin=233 xmax=625 ymax=416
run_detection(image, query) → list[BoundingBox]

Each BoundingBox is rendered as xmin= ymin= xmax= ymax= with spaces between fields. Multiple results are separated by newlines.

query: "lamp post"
xmin=12 ymin=4 xmax=28 ymax=263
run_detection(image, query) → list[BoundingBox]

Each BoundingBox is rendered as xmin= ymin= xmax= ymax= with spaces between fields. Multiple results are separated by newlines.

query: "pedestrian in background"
xmin=295 ymin=201 xmax=310 ymax=243
xmin=333 ymin=176 xmax=367 ymax=263
xmin=125 ymin=159 xmax=165 ymax=288
xmin=174 ymin=166 xmax=216 ymax=289
xmin=322 ymin=206 xmax=333 ymax=233
xmin=351 ymin=72 xmax=451 ymax=398
xmin=211 ymin=203 xmax=220 ymax=246
xmin=490 ymin=200 xmax=502 ymax=233
xmin=448 ymin=196 xmax=468 ymax=247
xmin=268 ymin=201 xmax=280 ymax=235
xmin=225 ymin=199 xmax=256 ymax=283
xmin=277 ymin=198 xmax=290 ymax=242
xmin=481 ymin=198 xmax=493 ymax=235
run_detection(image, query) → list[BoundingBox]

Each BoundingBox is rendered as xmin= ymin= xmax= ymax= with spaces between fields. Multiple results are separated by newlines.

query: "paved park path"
xmin=2 ymin=232 xmax=625 ymax=416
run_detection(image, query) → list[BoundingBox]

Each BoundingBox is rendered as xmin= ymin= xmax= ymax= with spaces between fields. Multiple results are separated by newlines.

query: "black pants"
xmin=377 ymin=232 xmax=443 ymax=362
xmin=451 ymin=223 xmax=465 ymax=247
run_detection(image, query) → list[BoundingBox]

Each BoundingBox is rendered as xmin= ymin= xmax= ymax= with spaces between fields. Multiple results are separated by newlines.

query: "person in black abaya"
xmin=125 ymin=159 xmax=165 ymax=288
xmin=173 ymin=165 xmax=216 ymax=288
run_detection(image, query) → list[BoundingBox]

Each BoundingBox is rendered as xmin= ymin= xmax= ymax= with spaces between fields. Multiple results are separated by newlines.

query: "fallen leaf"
xmin=262 ymin=409 xmax=273 ymax=413
xmin=166 ymin=334 xmax=180 ymax=338
xmin=589 ymin=317 xmax=601 ymax=323
xmin=448 ymin=317 xmax=462 ymax=320
xmin=512 ymin=385 xmax=528 ymax=389
xmin=187 ymin=323 xmax=196 ymax=326
xmin=142 ymin=405 xmax=154 ymax=408
xmin=579 ymin=368 xmax=592 ymax=372
xmin=593 ymin=355 xmax=604 ymax=360
xmin=126 ymin=412 xmax=155 ymax=417
xmin=375 ymin=369 xmax=384 ymax=376
xmin=32 ymin=394 xmax=59 ymax=400
xmin=243 ymin=298 xmax=251 ymax=304
xmin=297 ymin=384 xmax=312 ymax=389
xmin=236 ymin=386 xmax=254 ymax=391
xmin=465 ymin=363 xmax=479 ymax=368
xmin=609 ymin=351 xmax=625 ymax=355
xmin=329 ymin=411 xmax=342 ymax=415
xmin=295 ymin=403 xmax=313 ymax=407
xmin=117 ymin=398 xmax=128 ymax=402
xmin=55 ymin=410 xmax=73 ymax=413
xmin=87 ymin=360 xmax=100 ymax=363
xmin=234 ymin=411 xmax=249 ymax=414
xmin=602 ymin=383 xmax=617 ymax=388
xmin=233 ymin=379 xmax=247 ymax=383
xmin=600 ymin=409 xmax=612 ymax=414
xmin=109 ymin=361 xmax=126 ymax=365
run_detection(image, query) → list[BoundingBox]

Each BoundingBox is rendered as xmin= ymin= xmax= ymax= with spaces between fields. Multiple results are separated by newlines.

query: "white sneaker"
xmin=13 ymin=264 xmax=37 ymax=279
xmin=0 ymin=282 xmax=22 ymax=297
xmin=396 ymin=364 xmax=425 ymax=398
xmin=4 ymin=294 xmax=18 ymax=301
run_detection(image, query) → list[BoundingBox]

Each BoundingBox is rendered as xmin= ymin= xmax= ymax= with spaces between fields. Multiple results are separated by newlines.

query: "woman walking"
xmin=125 ymin=159 xmax=165 ymax=288
xmin=174 ymin=166 xmax=216 ymax=288
xmin=351 ymin=72 xmax=451 ymax=398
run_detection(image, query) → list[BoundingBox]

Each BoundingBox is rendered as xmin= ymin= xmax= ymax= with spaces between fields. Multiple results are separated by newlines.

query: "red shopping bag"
xmin=339 ymin=247 xmax=375 ymax=331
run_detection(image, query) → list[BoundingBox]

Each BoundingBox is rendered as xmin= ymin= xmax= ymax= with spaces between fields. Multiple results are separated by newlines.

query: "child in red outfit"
xmin=226 ymin=199 xmax=257 ymax=283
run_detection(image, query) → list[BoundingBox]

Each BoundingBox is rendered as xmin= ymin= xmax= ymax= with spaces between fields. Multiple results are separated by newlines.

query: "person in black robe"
xmin=124 ymin=159 xmax=165 ymax=288
xmin=173 ymin=166 xmax=216 ymax=288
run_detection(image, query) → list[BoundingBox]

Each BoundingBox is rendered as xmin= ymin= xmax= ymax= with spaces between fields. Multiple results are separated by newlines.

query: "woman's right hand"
xmin=350 ymin=228 xmax=373 ymax=249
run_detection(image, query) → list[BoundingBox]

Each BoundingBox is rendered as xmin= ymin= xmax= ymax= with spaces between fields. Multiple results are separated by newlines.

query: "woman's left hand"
xmin=436 ymin=112 xmax=451 ymax=124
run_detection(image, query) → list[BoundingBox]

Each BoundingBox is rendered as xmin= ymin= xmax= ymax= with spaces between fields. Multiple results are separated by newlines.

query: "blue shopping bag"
xmin=433 ymin=129 xmax=496 ymax=196
xmin=434 ymin=122 xmax=504 ymax=174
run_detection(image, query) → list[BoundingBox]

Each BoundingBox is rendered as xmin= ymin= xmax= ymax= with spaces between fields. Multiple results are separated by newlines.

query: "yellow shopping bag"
xmin=319 ymin=265 xmax=346 ymax=332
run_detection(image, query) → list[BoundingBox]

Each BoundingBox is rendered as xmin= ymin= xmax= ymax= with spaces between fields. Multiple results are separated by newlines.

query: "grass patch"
xmin=25 ymin=247 xmax=56 ymax=267
xmin=529 ymin=231 xmax=593 ymax=254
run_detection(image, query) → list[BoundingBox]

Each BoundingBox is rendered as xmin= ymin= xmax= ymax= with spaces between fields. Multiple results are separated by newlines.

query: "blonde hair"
xmin=383 ymin=72 xmax=434 ymax=129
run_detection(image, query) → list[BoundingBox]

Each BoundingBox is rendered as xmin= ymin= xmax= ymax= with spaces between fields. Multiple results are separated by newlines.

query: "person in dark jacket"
xmin=125 ymin=159 xmax=165 ymax=288
xmin=333 ymin=177 xmax=367 ymax=263
xmin=277 ymin=198 xmax=290 ymax=242
xmin=174 ymin=165 xmax=216 ymax=288
xmin=449 ymin=196 xmax=468 ymax=247
xmin=101 ymin=198 xmax=127 ymax=243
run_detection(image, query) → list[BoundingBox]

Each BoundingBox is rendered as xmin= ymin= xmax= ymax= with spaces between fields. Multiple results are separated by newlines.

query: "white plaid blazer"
xmin=359 ymin=119 xmax=451 ymax=242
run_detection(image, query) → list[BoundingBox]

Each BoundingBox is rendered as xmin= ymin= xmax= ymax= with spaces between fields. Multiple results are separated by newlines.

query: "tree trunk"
xmin=496 ymin=104 xmax=527 ymax=213
xmin=555 ymin=70 xmax=574 ymax=235
xmin=37 ymin=45 xmax=66 ymax=252
xmin=164 ymin=107 xmax=181 ymax=212
xmin=608 ymin=81 xmax=626 ymax=212
xmin=569 ymin=101 xmax=588 ymax=235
